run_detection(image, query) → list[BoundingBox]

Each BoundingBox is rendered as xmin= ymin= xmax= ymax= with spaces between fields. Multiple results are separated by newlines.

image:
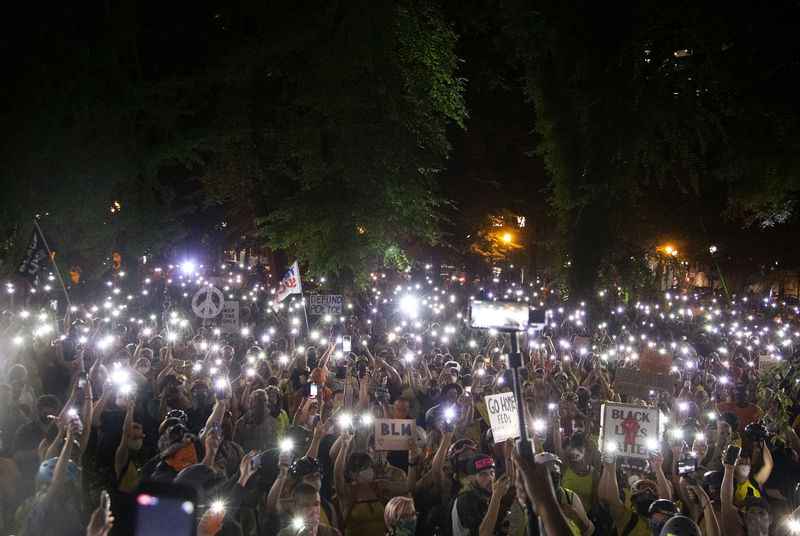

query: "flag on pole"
xmin=17 ymin=223 xmax=49 ymax=284
xmin=275 ymin=261 xmax=302 ymax=302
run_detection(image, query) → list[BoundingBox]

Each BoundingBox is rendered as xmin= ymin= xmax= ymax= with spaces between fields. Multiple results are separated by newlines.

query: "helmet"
xmin=36 ymin=457 xmax=80 ymax=486
xmin=289 ymin=456 xmax=321 ymax=478
xmin=165 ymin=409 xmax=188 ymax=423
xmin=448 ymin=439 xmax=478 ymax=461
xmin=658 ymin=514 xmax=701 ymax=536
xmin=534 ymin=452 xmax=562 ymax=466
xmin=648 ymin=499 xmax=678 ymax=517
xmin=743 ymin=422 xmax=769 ymax=442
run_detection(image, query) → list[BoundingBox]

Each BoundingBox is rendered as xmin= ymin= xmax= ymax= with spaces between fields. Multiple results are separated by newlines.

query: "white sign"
xmin=220 ymin=301 xmax=239 ymax=333
xmin=374 ymin=419 xmax=416 ymax=451
xmin=484 ymin=392 xmax=520 ymax=443
xmin=600 ymin=402 xmax=664 ymax=460
xmin=309 ymin=294 xmax=343 ymax=315
xmin=192 ymin=286 xmax=224 ymax=319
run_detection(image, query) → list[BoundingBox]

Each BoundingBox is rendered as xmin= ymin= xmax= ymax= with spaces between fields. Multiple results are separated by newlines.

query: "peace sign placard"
xmin=192 ymin=285 xmax=224 ymax=319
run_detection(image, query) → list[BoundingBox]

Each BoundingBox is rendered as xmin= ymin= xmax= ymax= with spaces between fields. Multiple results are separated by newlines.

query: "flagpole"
xmin=33 ymin=218 xmax=72 ymax=310
xmin=302 ymin=297 xmax=311 ymax=334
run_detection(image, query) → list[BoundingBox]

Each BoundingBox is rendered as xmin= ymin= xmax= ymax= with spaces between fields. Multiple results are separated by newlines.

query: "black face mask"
xmin=633 ymin=492 xmax=656 ymax=517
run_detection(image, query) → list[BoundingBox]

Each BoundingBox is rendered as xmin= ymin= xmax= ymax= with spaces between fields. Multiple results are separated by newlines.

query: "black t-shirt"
xmin=455 ymin=486 xmax=491 ymax=533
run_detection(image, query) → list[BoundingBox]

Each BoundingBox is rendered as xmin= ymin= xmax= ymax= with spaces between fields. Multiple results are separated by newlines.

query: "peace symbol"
xmin=192 ymin=285 xmax=224 ymax=319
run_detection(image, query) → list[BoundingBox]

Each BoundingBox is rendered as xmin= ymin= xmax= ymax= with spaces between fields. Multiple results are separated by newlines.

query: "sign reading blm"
xmin=309 ymin=295 xmax=343 ymax=316
xmin=485 ymin=392 xmax=520 ymax=443
xmin=374 ymin=419 xmax=416 ymax=451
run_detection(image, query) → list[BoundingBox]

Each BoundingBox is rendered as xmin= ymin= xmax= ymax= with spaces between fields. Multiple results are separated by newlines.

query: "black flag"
xmin=17 ymin=224 xmax=49 ymax=283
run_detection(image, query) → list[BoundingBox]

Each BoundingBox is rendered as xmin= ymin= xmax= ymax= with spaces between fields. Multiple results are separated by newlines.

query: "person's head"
xmin=701 ymin=470 xmax=723 ymax=502
xmin=734 ymin=386 xmax=749 ymax=406
xmin=566 ymin=432 xmax=588 ymax=465
xmin=631 ymin=479 xmax=659 ymax=517
xmin=128 ymin=422 xmax=145 ymax=451
xmin=293 ymin=483 xmax=321 ymax=532
xmin=249 ymin=389 xmax=268 ymax=420
xmin=221 ymin=345 xmax=235 ymax=362
xmin=290 ymin=456 xmax=322 ymax=490
xmin=384 ymin=496 xmax=417 ymax=535
xmin=36 ymin=395 xmax=60 ymax=425
xmin=657 ymin=514 xmax=701 ymax=536
xmin=163 ymin=424 xmax=198 ymax=472
xmin=393 ymin=398 xmax=411 ymax=419
xmin=734 ymin=455 xmax=752 ymax=484
xmin=717 ymin=420 xmax=732 ymax=444
xmin=441 ymin=384 xmax=462 ymax=404
xmin=191 ymin=381 xmax=211 ymax=409
xmin=466 ymin=454 xmax=496 ymax=493
xmin=8 ymin=364 xmax=28 ymax=392
xmin=448 ymin=439 xmax=478 ymax=480
xmin=647 ymin=499 xmax=677 ymax=535
xmin=135 ymin=357 xmax=152 ymax=376
xmin=36 ymin=457 xmax=80 ymax=493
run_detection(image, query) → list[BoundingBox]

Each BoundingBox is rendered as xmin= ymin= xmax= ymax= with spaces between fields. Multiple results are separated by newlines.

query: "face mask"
xmin=392 ymin=517 xmax=417 ymax=536
xmin=356 ymin=468 xmax=375 ymax=482
xmin=568 ymin=449 xmax=585 ymax=463
xmin=128 ymin=438 xmax=144 ymax=451
xmin=192 ymin=393 xmax=209 ymax=409
xmin=736 ymin=465 xmax=750 ymax=480
xmin=166 ymin=444 xmax=198 ymax=472
xmin=649 ymin=518 xmax=666 ymax=536
xmin=633 ymin=492 xmax=655 ymax=517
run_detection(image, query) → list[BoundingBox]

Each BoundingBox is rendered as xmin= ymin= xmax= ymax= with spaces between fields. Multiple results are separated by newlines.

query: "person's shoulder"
xmin=319 ymin=524 xmax=342 ymax=536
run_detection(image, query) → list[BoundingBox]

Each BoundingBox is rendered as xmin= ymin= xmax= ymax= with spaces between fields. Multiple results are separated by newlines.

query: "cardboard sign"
xmin=221 ymin=301 xmax=240 ymax=333
xmin=600 ymin=402 xmax=663 ymax=460
xmin=615 ymin=368 xmax=674 ymax=400
xmin=484 ymin=392 xmax=520 ymax=443
xmin=374 ymin=419 xmax=416 ymax=451
xmin=309 ymin=294 xmax=343 ymax=315
xmin=639 ymin=347 xmax=673 ymax=375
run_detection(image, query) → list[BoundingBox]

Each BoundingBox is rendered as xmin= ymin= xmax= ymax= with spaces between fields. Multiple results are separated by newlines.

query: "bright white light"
xmin=533 ymin=419 xmax=547 ymax=432
xmin=360 ymin=414 xmax=374 ymax=426
xmin=338 ymin=413 xmax=353 ymax=429
xmin=291 ymin=517 xmax=304 ymax=531
xmin=180 ymin=261 xmax=196 ymax=275
xmin=444 ymin=406 xmax=456 ymax=423
xmin=111 ymin=368 xmax=130 ymax=385
xmin=606 ymin=441 xmax=618 ymax=453
xmin=214 ymin=378 xmax=229 ymax=391
xmin=399 ymin=294 xmax=419 ymax=318
xmin=645 ymin=437 xmax=659 ymax=450
xmin=279 ymin=438 xmax=294 ymax=452
xmin=210 ymin=500 xmax=225 ymax=514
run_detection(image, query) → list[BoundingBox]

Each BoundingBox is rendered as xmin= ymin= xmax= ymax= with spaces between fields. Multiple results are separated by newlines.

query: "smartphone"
xmin=100 ymin=490 xmax=111 ymax=518
xmin=134 ymin=481 xmax=197 ymax=536
xmin=251 ymin=451 xmax=266 ymax=471
xmin=309 ymin=383 xmax=318 ymax=399
xmin=465 ymin=386 xmax=473 ymax=395
xmin=724 ymin=445 xmax=741 ymax=466
xmin=678 ymin=457 xmax=698 ymax=475
xmin=342 ymin=336 xmax=352 ymax=353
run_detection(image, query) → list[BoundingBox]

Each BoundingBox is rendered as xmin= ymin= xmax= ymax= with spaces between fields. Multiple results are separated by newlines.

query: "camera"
xmin=743 ymin=422 xmax=770 ymax=443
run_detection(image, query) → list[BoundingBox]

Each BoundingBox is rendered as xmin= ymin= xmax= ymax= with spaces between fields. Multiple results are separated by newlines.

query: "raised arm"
xmin=753 ymin=441 xmax=773 ymax=486
xmin=114 ymin=399 xmax=135 ymax=479
xmin=334 ymin=432 xmax=354 ymax=514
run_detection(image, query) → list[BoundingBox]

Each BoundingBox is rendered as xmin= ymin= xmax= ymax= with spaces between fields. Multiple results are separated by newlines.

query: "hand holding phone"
xmin=723 ymin=445 xmax=741 ymax=466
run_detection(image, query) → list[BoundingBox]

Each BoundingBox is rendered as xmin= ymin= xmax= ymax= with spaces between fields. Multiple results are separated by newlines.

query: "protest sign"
xmin=374 ymin=419 xmax=416 ymax=451
xmin=600 ymin=402 xmax=663 ymax=460
xmin=221 ymin=301 xmax=239 ymax=333
xmin=484 ymin=392 xmax=520 ymax=443
xmin=615 ymin=368 xmax=674 ymax=400
xmin=309 ymin=294 xmax=344 ymax=316
xmin=759 ymin=354 xmax=784 ymax=374
xmin=639 ymin=347 xmax=673 ymax=374
xmin=192 ymin=286 xmax=224 ymax=319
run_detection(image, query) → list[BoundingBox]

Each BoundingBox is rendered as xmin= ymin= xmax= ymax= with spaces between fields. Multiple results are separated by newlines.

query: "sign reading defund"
xmin=599 ymin=402 xmax=664 ymax=460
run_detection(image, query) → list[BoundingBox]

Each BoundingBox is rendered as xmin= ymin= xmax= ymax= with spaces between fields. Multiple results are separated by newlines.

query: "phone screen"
xmin=678 ymin=458 xmax=697 ymax=475
xmin=135 ymin=493 xmax=196 ymax=536
xmin=342 ymin=336 xmax=351 ymax=353
xmin=310 ymin=383 xmax=318 ymax=398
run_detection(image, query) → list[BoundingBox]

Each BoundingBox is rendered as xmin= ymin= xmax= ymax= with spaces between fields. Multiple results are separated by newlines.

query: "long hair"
xmin=249 ymin=389 xmax=268 ymax=425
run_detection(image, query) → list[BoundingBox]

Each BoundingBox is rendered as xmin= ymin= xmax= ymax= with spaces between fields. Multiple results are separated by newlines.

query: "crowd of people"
xmin=1 ymin=261 xmax=800 ymax=536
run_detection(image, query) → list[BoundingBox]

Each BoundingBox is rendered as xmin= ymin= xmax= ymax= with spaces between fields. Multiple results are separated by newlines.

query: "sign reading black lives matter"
xmin=485 ymin=392 xmax=520 ymax=442
xmin=600 ymin=402 xmax=664 ymax=461
xmin=309 ymin=295 xmax=343 ymax=315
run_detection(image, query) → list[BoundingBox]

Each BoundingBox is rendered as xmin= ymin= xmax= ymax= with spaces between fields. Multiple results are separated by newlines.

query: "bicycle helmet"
xmin=658 ymin=514 xmax=701 ymax=536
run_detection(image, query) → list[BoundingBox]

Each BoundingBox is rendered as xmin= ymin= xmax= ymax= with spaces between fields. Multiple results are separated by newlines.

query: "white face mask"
xmin=736 ymin=465 xmax=751 ymax=480
xmin=356 ymin=468 xmax=375 ymax=482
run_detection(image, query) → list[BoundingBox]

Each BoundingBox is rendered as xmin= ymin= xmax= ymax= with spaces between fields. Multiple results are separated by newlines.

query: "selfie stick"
xmin=507 ymin=331 xmax=533 ymax=459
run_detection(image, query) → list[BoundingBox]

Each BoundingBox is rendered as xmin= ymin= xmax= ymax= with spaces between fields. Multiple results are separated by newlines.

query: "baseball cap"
xmin=466 ymin=454 xmax=495 ymax=475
